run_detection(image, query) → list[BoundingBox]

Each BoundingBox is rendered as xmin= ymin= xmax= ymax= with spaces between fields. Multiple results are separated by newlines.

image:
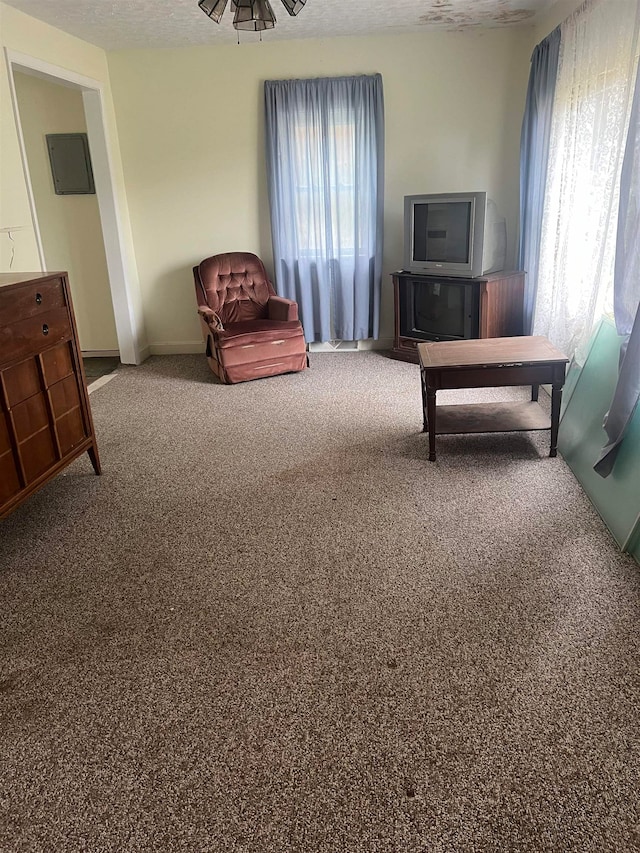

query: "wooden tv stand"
xmin=392 ymin=270 xmax=525 ymax=363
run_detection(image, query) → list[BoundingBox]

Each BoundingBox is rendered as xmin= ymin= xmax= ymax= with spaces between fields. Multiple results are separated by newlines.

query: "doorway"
xmin=13 ymin=70 xmax=119 ymax=364
xmin=4 ymin=49 xmax=144 ymax=365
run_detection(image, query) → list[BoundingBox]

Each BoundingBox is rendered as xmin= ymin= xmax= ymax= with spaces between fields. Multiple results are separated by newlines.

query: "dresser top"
xmin=0 ymin=272 xmax=66 ymax=290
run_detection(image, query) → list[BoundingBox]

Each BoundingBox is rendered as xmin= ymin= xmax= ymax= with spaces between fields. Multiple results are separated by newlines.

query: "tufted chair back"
xmin=198 ymin=252 xmax=275 ymax=325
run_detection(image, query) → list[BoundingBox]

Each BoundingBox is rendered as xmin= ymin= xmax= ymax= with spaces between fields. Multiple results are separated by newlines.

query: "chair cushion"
xmin=215 ymin=319 xmax=305 ymax=349
xmin=219 ymin=297 xmax=268 ymax=324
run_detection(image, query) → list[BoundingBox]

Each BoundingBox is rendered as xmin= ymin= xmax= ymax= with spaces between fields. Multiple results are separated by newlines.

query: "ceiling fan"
xmin=198 ymin=0 xmax=307 ymax=32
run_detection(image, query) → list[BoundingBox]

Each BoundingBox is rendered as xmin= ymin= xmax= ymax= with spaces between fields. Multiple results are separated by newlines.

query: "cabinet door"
xmin=2 ymin=356 xmax=42 ymax=407
xmin=0 ymin=411 xmax=21 ymax=505
xmin=41 ymin=340 xmax=75 ymax=386
xmin=11 ymin=390 xmax=57 ymax=483
xmin=479 ymin=274 xmax=525 ymax=338
xmin=49 ymin=373 xmax=87 ymax=456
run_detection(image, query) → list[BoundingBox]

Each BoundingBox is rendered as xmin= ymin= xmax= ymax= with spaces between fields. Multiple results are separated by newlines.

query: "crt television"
xmin=403 ymin=191 xmax=506 ymax=278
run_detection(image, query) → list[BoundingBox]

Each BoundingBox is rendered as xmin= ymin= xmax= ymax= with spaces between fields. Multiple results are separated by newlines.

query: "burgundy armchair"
xmin=193 ymin=252 xmax=308 ymax=384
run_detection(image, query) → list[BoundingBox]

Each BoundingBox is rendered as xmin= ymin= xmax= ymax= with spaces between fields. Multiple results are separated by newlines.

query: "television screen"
xmin=413 ymin=201 xmax=472 ymax=265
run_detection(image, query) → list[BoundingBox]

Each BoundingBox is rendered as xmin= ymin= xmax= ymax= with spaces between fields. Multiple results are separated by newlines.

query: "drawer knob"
xmin=35 ymin=292 xmax=43 ymax=304
xmin=42 ymin=324 xmax=49 ymax=336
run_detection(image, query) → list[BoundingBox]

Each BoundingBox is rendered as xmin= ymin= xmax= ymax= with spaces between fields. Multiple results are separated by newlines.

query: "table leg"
xmin=550 ymin=382 xmax=563 ymax=457
xmin=531 ymin=384 xmax=539 ymax=402
xmin=420 ymin=369 xmax=428 ymax=432
xmin=427 ymin=388 xmax=437 ymax=461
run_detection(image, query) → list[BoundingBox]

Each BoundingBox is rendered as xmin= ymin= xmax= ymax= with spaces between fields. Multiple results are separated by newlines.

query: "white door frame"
xmin=4 ymin=48 xmax=144 ymax=365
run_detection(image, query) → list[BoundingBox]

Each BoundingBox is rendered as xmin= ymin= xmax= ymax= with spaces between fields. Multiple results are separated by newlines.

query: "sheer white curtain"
xmin=534 ymin=0 xmax=640 ymax=360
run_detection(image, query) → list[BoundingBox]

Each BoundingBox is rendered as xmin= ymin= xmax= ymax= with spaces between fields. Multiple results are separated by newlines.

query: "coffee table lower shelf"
xmin=433 ymin=401 xmax=551 ymax=435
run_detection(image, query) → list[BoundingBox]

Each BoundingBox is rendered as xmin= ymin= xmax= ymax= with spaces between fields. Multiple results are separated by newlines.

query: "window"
xmin=265 ymin=74 xmax=384 ymax=343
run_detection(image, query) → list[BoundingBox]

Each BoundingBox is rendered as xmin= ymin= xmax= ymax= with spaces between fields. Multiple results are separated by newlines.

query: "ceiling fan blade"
xmin=280 ymin=0 xmax=306 ymax=15
xmin=198 ymin=0 xmax=229 ymax=23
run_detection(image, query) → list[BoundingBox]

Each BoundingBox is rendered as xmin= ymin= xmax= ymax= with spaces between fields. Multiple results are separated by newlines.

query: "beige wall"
xmin=1 ymin=2 xmax=540 ymax=352
xmin=108 ymin=27 xmax=532 ymax=349
xmin=1 ymin=1 xmax=111 ymax=272
xmin=13 ymin=71 xmax=118 ymax=352
xmin=0 ymin=7 xmax=38 ymax=269
xmin=0 ymin=1 xmax=145 ymax=359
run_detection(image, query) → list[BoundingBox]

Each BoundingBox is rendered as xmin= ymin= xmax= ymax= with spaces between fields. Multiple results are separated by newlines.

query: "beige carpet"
xmin=1 ymin=353 xmax=639 ymax=852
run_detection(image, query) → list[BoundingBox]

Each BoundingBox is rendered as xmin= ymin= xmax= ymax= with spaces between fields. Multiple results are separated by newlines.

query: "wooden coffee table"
xmin=418 ymin=336 xmax=569 ymax=462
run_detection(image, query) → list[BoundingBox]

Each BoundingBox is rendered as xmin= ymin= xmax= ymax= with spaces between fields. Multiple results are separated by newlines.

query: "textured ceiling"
xmin=2 ymin=0 xmax=557 ymax=50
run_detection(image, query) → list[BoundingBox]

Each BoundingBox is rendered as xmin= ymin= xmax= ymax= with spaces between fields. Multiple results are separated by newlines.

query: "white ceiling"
xmin=2 ymin=0 xmax=557 ymax=51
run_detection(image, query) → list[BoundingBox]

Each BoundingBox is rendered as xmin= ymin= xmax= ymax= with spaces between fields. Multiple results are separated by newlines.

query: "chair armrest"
xmin=268 ymin=295 xmax=299 ymax=322
xmin=194 ymin=264 xmax=224 ymax=329
xmin=198 ymin=305 xmax=224 ymax=330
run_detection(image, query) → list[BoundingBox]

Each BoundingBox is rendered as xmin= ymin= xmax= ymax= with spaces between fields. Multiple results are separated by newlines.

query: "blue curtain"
xmin=594 ymin=58 xmax=640 ymax=477
xmin=518 ymin=27 xmax=561 ymax=334
xmin=264 ymin=74 xmax=384 ymax=343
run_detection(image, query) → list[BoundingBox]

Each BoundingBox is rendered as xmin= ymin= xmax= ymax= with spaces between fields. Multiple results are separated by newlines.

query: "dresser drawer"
xmin=0 ymin=307 xmax=72 ymax=363
xmin=0 ymin=277 xmax=66 ymax=326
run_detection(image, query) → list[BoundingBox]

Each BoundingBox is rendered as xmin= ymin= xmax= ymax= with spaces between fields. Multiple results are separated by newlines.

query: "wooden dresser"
xmin=0 ymin=271 xmax=100 ymax=518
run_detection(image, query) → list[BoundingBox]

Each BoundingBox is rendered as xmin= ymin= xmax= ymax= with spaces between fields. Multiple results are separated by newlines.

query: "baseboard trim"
xmin=149 ymin=342 xmax=206 ymax=355
xmin=81 ymin=349 xmax=120 ymax=358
